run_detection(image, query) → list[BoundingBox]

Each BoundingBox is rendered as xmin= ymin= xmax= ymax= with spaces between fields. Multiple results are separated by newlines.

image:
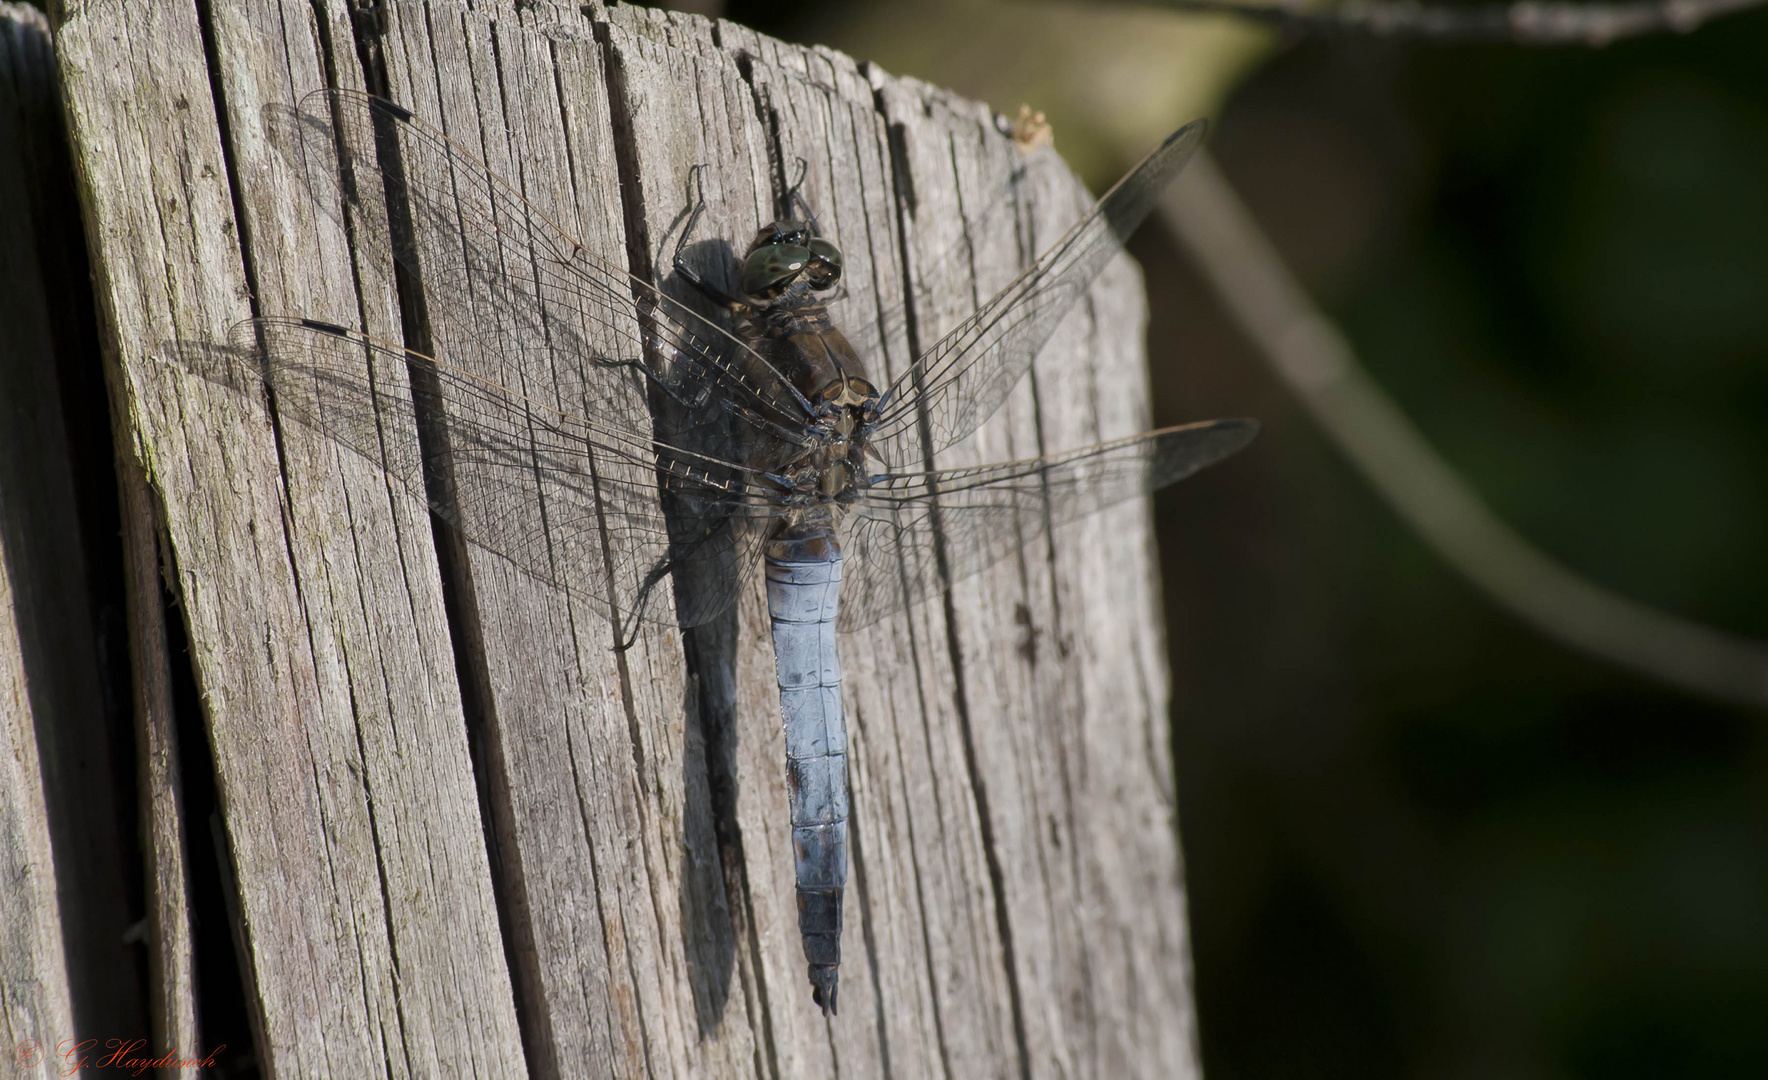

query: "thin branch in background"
xmin=1137 ymin=0 xmax=1768 ymax=46
xmin=1163 ymin=150 xmax=1768 ymax=709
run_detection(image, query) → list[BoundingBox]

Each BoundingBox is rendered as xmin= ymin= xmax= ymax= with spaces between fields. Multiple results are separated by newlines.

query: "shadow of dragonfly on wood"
xmin=234 ymin=89 xmax=1257 ymax=1017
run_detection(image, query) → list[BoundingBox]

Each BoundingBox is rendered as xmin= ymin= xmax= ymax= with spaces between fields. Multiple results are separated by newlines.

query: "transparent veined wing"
xmin=237 ymin=317 xmax=772 ymax=639
xmin=823 ymin=140 xmax=1050 ymax=383
xmin=867 ymin=121 xmax=1207 ymax=461
xmin=279 ymin=88 xmax=818 ymax=452
xmin=837 ymin=417 xmax=1257 ymax=630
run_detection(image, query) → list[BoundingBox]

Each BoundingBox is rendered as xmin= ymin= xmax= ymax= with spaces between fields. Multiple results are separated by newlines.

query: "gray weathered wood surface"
xmin=0 ymin=8 xmax=77 ymax=1063
xmin=42 ymin=0 xmax=1200 ymax=1074
xmin=2 ymin=3 xmax=144 ymax=1070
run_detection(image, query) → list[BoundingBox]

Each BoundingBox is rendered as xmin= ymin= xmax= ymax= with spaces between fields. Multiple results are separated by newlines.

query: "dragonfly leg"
xmin=614 ymin=511 xmax=742 ymax=651
xmin=783 ymin=155 xmax=823 ymax=237
xmin=673 ymin=163 xmax=746 ymax=310
xmin=587 ymin=351 xmax=711 ymax=410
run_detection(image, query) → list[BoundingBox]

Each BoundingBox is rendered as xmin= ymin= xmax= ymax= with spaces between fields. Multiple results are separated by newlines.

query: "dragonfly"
xmin=242 ymin=89 xmax=1257 ymax=1017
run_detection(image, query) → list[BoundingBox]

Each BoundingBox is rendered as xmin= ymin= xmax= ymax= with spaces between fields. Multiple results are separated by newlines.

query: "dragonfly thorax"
xmin=736 ymin=284 xmax=882 ymax=463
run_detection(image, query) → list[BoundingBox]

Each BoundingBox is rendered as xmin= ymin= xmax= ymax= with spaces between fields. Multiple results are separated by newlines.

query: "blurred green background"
xmin=718 ymin=1 xmax=1768 ymax=1075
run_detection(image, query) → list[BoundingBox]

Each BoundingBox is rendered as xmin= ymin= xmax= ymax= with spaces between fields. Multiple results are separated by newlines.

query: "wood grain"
xmin=46 ymin=0 xmax=1201 ymax=1073
xmin=54 ymin=0 xmax=524 ymax=1073
xmin=0 ymin=2 xmax=137 ymax=1066
xmin=0 ymin=509 xmax=75 ymax=1078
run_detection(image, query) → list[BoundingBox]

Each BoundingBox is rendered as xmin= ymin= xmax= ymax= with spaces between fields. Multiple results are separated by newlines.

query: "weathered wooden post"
xmin=14 ymin=0 xmax=1201 ymax=1074
xmin=2 ymin=2 xmax=147 ymax=1068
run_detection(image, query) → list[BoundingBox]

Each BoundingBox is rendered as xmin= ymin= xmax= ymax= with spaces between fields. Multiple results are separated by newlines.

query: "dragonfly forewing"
xmin=866 ymin=120 xmax=1207 ymax=466
xmin=292 ymin=89 xmax=814 ymax=450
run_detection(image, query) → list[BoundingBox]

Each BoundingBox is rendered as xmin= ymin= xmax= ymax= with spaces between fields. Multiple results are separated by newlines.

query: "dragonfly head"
xmin=741 ymin=221 xmax=843 ymax=303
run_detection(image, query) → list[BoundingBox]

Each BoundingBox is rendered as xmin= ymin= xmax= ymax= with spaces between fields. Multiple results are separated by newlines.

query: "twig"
xmin=1163 ymin=150 xmax=1768 ymax=709
xmin=1135 ymin=0 xmax=1768 ymax=46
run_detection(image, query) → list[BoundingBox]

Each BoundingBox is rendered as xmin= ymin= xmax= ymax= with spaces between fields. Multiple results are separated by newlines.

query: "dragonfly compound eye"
xmin=752 ymin=220 xmax=810 ymax=250
xmin=805 ymin=238 xmax=843 ymax=290
xmin=741 ymin=242 xmax=812 ymax=301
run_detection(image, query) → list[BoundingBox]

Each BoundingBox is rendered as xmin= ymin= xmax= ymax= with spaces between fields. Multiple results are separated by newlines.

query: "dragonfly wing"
xmin=239 ymin=317 xmax=767 ymax=636
xmin=868 ymin=121 xmax=1206 ymax=458
xmin=831 ymin=143 xmax=1048 ymax=379
xmin=287 ymin=89 xmax=814 ymax=450
xmin=838 ymin=418 xmax=1256 ymax=630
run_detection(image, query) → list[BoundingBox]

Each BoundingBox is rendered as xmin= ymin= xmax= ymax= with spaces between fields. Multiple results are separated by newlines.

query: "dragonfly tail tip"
xmin=810 ymin=966 xmax=839 ymax=1017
